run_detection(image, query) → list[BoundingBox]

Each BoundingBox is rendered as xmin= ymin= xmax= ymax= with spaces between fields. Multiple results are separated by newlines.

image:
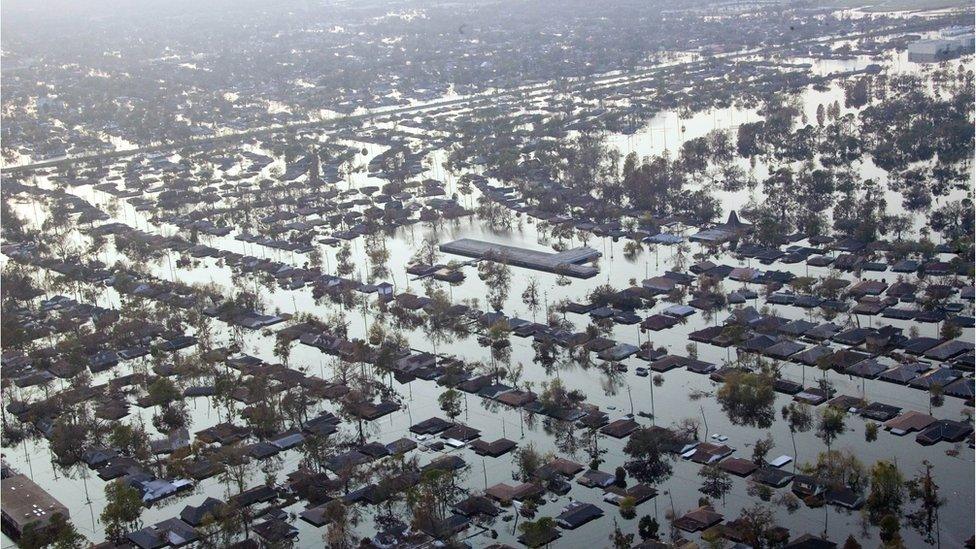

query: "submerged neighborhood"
xmin=0 ymin=0 xmax=974 ymax=548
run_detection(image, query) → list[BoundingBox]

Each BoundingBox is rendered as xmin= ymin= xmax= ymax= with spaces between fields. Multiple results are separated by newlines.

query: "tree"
xmin=781 ymin=403 xmax=813 ymax=468
xmin=751 ymin=433 xmax=774 ymax=465
xmin=478 ymin=255 xmax=512 ymax=311
xmin=698 ymin=465 xmax=733 ymax=503
xmin=309 ymin=244 xmax=324 ymax=271
xmin=623 ymin=427 xmax=677 ymax=485
xmin=273 ymin=336 xmax=292 ymax=367
xmin=218 ymin=445 xmax=254 ymax=497
xmin=339 ymin=372 xmax=378 ymax=444
xmin=152 ymin=401 xmax=190 ymax=434
xmin=748 ymin=480 xmax=774 ymax=502
xmin=866 ymin=460 xmax=905 ymax=524
xmin=485 ymin=319 xmax=514 ymax=381
xmin=716 ymin=370 xmax=776 ymax=428
xmin=674 ymin=418 xmax=701 ymax=443
xmin=280 ymin=384 xmax=311 ymax=429
xmin=806 ymin=449 xmax=866 ymax=495
xmin=928 ymin=382 xmax=945 ymax=414
xmin=368 ymin=453 xmax=418 ymax=522
xmin=619 ymin=497 xmax=637 ymax=520
xmin=196 ymin=504 xmax=245 ymax=549
xmin=865 ymin=422 xmax=879 ymax=442
xmin=48 ymin=409 xmax=95 ymax=467
xmin=940 ymin=320 xmax=962 ymax=341
xmin=844 ymin=77 xmax=871 ymax=108
xmin=816 ymin=406 xmax=846 ymax=453
xmin=323 ymin=500 xmax=358 ymax=549
xmin=519 ymin=517 xmax=557 ymax=548
xmin=513 ymin=443 xmax=543 ymax=482
xmin=411 ymin=234 xmax=441 ymax=266
xmin=614 ymin=466 xmax=627 ymax=487
xmin=299 ymin=433 xmax=332 ymax=474
xmin=147 ymin=377 xmax=180 ymax=406
xmin=336 ymin=242 xmax=354 ymax=277
xmin=930 ymin=199 xmax=974 ymax=244
xmin=638 ymin=515 xmax=660 ymax=540
xmin=438 ymin=388 xmax=463 ymax=424
xmin=905 ymin=460 xmax=944 ymax=545
xmin=409 ymin=469 xmax=462 ymax=540
xmin=109 ymin=423 xmax=152 ymax=462
xmin=533 ymin=336 xmax=558 ymax=375
xmin=736 ymin=504 xmax=778 ymax=549
xmin=537 ymin=377 xmax=585 ymax=414
xmin=424 ymin=286 xmax=455 ymax=356
xmin=364 ymin=234 xmax=390 ymax=281
xmin=611 ymin=518 xmax=635 ymax=548
xmin=878 ymin=514 xmax=903 ymax=546
xmin=100 ymin=480 xmax=143 ymax=542
xmin=18 ymin=513 xmax=85 ymax=549
xmin=522 ymin=277 xmax=542 ymax=321
xmin=737 ymin=122 xmax=765 ymax=158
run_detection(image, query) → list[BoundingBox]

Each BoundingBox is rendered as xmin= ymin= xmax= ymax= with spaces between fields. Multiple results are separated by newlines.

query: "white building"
xmin=908 ymin=27 xmax=975 ymax=62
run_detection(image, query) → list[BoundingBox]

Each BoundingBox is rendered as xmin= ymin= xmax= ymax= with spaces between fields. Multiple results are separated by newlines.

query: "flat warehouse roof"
xmin=1 ymin=474 xmax=69 ymax=533
xmin=439 ymin=238 xmax=601 ymax=278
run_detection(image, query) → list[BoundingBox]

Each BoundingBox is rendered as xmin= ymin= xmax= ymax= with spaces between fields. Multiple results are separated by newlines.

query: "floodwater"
xmin=1 ymin=46 xmax=974 ymax=549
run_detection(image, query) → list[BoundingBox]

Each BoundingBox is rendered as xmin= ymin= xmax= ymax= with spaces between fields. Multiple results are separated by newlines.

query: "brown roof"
xmin=884 ymin=410 xmax=936 ymax=433
xmin=674 ymin=505 xmax=723 ymax=532
xmin=600 ymin=418 xmax=639 ymax=438
xmin=485 ymin=482 xmax=543 ymax=504
xmin=547 ymin=457 xmax=584 ymax=477
xmin=688 ymin=442 xmax=734 ymax=464
xmin=470 ymin=438 xmax=517 ymax=457
xmin=485 ymin=483 xmax=518 ymax=504
xmin=718 ymin=457 xmax=758 ymax=477
xmin=496 ymin=390 xmax=536 ymax=407
xmin=511 ymin=482 xmax=545 ymax=501
xmin=604 ymin=483 xmax=658 ymax=505
xmin=441 ymin=424 xmax=481 ymax=441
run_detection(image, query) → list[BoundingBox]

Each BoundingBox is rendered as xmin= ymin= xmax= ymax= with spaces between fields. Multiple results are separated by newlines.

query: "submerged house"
xmin=689 ymin=210 xmax=752 ymax=245
xmin=136 ymin=477 xmax=194 ymax=504
xmin=1 ymin=474 xmax=70 ymax=538
xmin=556 ymin=501 xmax=604 ymax=529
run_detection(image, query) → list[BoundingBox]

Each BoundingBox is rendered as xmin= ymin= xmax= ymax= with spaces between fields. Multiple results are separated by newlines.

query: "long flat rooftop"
xmin=1 ymin=474 xmax=69 ymax=535
xmin=439 ymin=238 xmax=600 ymax=278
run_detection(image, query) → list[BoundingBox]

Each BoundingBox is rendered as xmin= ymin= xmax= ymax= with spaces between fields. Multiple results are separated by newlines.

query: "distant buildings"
xmin=1 ymin=473 xmax=69 ymax=538
xmin=908 ymin=26 xmax=975 ymax=63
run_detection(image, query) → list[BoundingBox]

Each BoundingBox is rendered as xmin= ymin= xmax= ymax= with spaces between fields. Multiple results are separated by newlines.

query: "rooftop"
xmin=439 ymin=238 xmax=601 ymax=278
xmin=1 ymin=474 xmax=70 ymax=534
